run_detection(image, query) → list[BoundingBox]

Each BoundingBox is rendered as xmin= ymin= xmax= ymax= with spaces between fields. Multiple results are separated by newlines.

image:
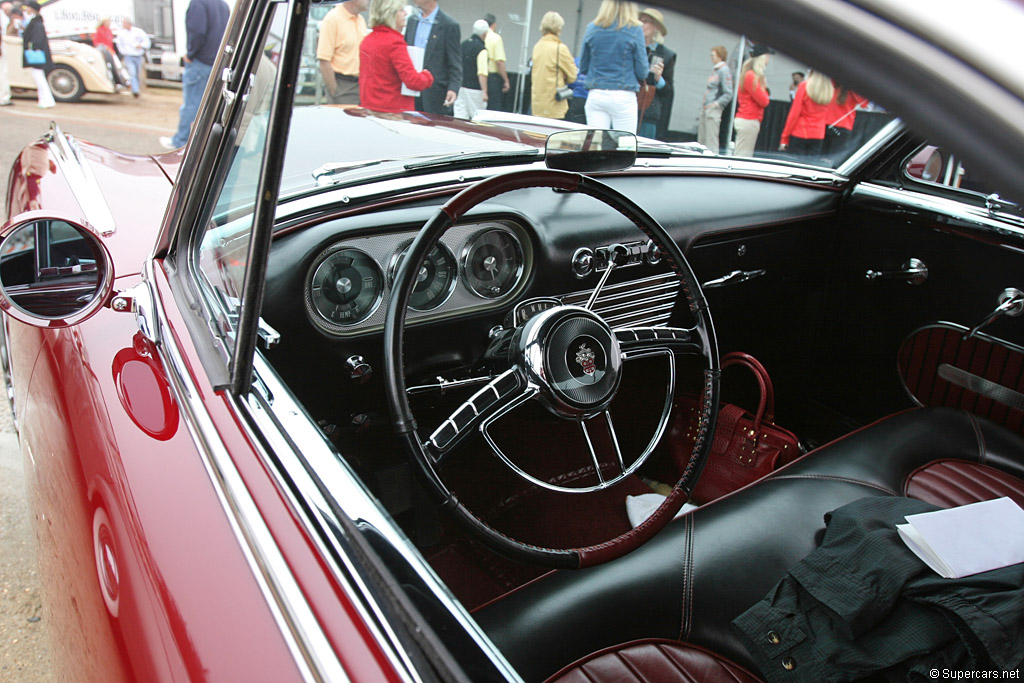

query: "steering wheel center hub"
xmin=518 ymin=306 xmax=622 ymax=418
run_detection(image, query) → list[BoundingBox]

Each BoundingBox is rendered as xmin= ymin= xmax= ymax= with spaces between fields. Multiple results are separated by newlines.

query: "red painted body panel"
xmin=7 ymin=133 xmax=402 ymax=680
xmin=16 ymin=276 xmax=305 ymax=680
xmin=151 ymin=264 xmax=403 ymax=682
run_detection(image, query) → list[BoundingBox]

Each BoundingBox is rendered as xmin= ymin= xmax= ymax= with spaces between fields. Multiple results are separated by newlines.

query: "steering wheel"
xmin=384 ymin=169 xmax=720 ymax=569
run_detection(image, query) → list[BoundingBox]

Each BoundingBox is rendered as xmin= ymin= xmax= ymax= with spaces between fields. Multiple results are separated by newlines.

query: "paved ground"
xmin=0 ymin=84 xmax=181 ymax=682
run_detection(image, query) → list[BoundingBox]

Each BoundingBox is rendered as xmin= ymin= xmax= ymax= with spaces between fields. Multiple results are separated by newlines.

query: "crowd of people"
xmin=0 ymin=0 xmax=228 ymax=151
xmin=0 ymin=0 xmax=155 ymax=107
xmin=1 ymin=0 xmax=55 ymax=108
xmin=0 ymin=0 xmax=869 ymax=159
xmin=322 ymin=0 xmax=865 ymax=160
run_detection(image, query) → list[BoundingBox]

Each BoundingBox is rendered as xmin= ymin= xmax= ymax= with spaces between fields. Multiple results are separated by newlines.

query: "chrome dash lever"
xmin=865 ymin=257 xmax=928 ymax=285
xmin=964 ymin=288 xmax=1024 ymax=340
xmin=702 ymin=268 xmax=766 ymax=289
xmin=585 ymin=244 xmax=629 ymax=310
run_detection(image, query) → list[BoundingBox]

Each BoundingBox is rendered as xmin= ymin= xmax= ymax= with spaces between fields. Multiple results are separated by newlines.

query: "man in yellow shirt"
xmin=316 ymin=0 xmax=368 ymax=104
xmin=483 ymin=13 xmax=510 ymax=112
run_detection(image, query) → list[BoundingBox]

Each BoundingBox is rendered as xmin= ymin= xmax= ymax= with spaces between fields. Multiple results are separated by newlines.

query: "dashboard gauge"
xmin=307 ymin=247 xmax=383 ymax=328
xmin=461 ymin=229 xmax=524 ymax=299
xmin=389 ymin=243 xmax=457 ymax=311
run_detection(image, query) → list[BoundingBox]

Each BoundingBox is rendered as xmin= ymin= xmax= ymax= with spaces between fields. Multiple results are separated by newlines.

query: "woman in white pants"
xmin=21 ymin=1 xmax=55 ymax=109
xmin=579 ymin=0 xmax=649 ymax=133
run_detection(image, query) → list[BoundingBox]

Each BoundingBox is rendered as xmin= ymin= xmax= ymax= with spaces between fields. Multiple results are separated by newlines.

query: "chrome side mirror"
xmin=0 ymin=212 xmax=114 ymax=327
xmin=545 ymin=129 xmax=638 ymax=173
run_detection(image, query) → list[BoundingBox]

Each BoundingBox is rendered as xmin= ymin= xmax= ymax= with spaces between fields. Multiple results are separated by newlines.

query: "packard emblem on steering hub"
xmin=575 ymin=344 xmax=597 ymax=376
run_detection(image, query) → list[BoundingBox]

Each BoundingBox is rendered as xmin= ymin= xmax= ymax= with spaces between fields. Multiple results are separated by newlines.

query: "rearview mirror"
xmin=0 ymin=213 xmax=114 ymax=327
xmin=545 ymin=130 xmax=637 ymax=172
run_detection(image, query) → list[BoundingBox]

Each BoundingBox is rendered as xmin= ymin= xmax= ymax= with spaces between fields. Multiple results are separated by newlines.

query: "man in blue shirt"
xmin=404 ymin=0 xmax=461 ymax=115
xmin=160 ymin=0 xmax=231 ymax=149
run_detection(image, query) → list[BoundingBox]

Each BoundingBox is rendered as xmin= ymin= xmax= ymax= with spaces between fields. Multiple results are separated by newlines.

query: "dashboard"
xmin=262 ymin=174 xmax=844 ymax=441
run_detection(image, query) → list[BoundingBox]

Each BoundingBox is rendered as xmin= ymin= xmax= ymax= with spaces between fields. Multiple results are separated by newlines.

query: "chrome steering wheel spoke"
xmin=423 ymin=368 xmax=532 ymax=464
xmin=615 ymin=326 xmax=702 ymax=357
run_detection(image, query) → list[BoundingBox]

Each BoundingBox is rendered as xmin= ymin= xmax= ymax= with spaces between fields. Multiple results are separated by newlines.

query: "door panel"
xmin=817 ymin=185 xmax=1024 ymax=426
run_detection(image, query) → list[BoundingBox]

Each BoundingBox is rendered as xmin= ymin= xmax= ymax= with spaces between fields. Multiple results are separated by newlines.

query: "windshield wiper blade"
xmin=403 ymin=149 xmax=542 ymax=172
xmin=636 ymin=141 xmax=711 ymax=157
xmin=312 ymin=159 xmax=392 ymax=186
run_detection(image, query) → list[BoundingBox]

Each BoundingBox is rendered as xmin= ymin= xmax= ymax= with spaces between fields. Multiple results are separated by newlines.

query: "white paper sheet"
xmin=626 ymin=493 xmax=698 ymax=528
xmin=896 ymin=496 xmax=1024 ymax=578
xmin=401 ymin=46 xmax=425 ymax=97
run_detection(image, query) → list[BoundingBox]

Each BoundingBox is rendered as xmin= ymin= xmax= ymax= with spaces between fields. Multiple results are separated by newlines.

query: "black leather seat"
xmin=474 ymin=408 xmax=1024 ymax=682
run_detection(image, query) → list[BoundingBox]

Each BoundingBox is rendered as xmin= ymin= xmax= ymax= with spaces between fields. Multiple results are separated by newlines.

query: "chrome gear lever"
xmin=585 ymin=244 xmax=629 ymax=310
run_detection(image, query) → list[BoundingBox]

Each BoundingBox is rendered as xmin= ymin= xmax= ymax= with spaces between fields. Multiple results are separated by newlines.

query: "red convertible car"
xmin=3 ymin=0 xmax=1024 ymax=680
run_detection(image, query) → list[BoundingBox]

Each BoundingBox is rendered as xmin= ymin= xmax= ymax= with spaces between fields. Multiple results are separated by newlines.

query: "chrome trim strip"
xmin=244 ymin=352 xmax=523 ymax=682
xmin=45 ymin=123 xmax=117 ymax=236
xmin=853 ymin=183 xmax=1024 ymax=239
xmin=835 ymin=118 xmax=905 ymax=177
xmin=276 ymin=155 xmax=848 ymax=222
xmin=560 ymin=273 xmax=680 ymax=329
xmin=146 ymin=262 xmax=343 ymax=683
xmin=239 ymin=386 xmax=416 ymax=683
xmin=938 ymin=363 xmax=1024 ymax=410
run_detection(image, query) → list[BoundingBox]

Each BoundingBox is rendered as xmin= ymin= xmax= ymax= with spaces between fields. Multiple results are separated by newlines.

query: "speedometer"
xmin=388 ymin=242 xmax=457 ymax=311
xmin=307 ymin=247 xmax=384 ymax=329
xmin=461 ymin=229 xmax=524 ymax=299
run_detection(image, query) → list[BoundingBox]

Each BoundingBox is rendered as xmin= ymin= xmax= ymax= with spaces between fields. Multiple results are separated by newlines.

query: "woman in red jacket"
xmin=359 ymin=0 xmax=433 ymax=113
xmin=823 ymin=84 xmax=869 ymax=161
xmin=779 ymin=70 xmax=834 ymax=157
xmin=733 ymin=44 xmax=772 ymax=157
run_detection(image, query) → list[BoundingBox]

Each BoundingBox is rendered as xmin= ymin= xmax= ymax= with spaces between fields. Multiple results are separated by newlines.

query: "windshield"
xmin=275 ymin=0 xmax=894 ymax=199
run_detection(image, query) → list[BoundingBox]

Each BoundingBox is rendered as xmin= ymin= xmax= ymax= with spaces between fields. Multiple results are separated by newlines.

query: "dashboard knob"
xmin=572 ymin=247 xmax=595 ymax=278
xmin=346 ymin=355 xmax=373 ymax=383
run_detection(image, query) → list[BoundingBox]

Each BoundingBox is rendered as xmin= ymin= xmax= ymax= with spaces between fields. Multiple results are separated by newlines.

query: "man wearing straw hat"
xmin=638 ymin=7 xmax=676 ymax=140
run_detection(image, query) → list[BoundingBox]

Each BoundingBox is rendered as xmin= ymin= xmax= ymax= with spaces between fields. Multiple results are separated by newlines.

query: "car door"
xmin=814 ymin=132 xmax=1024 ymax=435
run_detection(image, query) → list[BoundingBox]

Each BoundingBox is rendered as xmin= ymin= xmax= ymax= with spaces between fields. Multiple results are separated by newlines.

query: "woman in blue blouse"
xmin=579 ymin=0 xmax=649 ymax=133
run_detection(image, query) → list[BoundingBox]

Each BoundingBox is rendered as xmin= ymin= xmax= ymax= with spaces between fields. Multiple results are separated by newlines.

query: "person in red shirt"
xmin=779 ymin=70 xmax=834 ymax=157
xmin=92 ymin=17 xmax=115 ymax=53
xmin=359 ymin=0 xmax=433 ymax=113
xmin=733 ymin=44 xmax=773 ymax=157
xmin=823 ymin=84 xmax=869 ymax=161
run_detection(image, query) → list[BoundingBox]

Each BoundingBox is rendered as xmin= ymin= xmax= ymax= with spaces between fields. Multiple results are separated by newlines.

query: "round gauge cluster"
xmin=307 ymin=247 xmax=384 ymax=331
xmin=305 ymin=226 xmax=526 ymax=333
xmin=461 ymin=229 xmax=524 ymax=299
xmin=389 ymin=243 xmax=458 ymax=311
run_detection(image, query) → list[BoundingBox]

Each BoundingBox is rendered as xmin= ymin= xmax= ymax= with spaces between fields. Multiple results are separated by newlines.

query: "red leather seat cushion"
xmin=905 ymin=459 xmax=1024 ymax=509
xmin=546 ymin=639 xmax=764 ymax=683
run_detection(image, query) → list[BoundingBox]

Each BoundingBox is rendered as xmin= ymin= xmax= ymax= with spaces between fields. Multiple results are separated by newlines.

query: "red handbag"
xmin=669 ymin=352 xmax=801 ymax=504
xmin=637 ymin=82 xmax=656 ymax=112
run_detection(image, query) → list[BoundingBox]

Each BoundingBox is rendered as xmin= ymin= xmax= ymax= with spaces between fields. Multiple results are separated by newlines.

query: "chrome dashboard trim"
xmin=559 ymin=272 xmax=680 ymax=329
xmin=275 ymin=155 xmax=850 ymax=224
xmin=852 ymin=182 xmax=1024 ymax=239
xmin=45 ymin=122 xmax=117 ymax=236
xmin=146 ymin=261 xmax=343 ymax=683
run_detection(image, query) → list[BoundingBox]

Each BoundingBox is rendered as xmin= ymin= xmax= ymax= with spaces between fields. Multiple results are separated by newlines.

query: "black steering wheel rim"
xmin=384 ymin=169 xmax=720 ymax=569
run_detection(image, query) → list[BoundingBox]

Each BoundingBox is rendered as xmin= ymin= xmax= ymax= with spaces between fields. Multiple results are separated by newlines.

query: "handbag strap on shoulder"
xmin=720 ymin=351 xmax=776 ymax=427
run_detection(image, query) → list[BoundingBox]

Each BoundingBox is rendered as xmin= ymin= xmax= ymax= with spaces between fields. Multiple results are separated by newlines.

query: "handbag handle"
xmin=720 ymin=351 xmax=776 ymax=431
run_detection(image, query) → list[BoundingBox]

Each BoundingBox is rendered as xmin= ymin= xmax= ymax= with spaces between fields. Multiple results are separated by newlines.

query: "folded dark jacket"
xmin=732 ymin=496 xmax=1024 ymax=683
